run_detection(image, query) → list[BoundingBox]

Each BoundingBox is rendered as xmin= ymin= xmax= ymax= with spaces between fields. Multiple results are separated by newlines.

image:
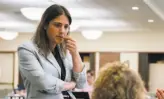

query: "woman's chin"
xmin=55 ymin=39 xmax=64 ymax=44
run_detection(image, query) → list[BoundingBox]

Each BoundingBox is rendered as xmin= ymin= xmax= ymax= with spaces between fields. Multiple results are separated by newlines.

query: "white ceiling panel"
xmin=144 ymin=0 xmax=164 ymax=21
xmin=0 ymin=0 xmax=163 ymax=33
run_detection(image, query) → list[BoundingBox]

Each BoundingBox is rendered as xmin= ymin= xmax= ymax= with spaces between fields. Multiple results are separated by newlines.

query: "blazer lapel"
xmin=58 ymin=46 xmax=69 ymax=81
xmin=46 ymin=52 xmax=61 ymax=77
xmin=62 ymin=57 xmax=68 ymax=81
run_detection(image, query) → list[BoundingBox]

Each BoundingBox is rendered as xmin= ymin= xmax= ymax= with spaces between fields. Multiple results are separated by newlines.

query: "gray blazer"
xmin=18 ymin=41 xmax=87 ymax=99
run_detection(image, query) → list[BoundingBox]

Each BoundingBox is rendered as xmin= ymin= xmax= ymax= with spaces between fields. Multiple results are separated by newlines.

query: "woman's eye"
xmin=53 ymin=22 xmax=69 ymax=30
xmin=64 ymin=25 xmax=69 ymax=29
xmin=54 ymin=23 xmax=61 ymax=28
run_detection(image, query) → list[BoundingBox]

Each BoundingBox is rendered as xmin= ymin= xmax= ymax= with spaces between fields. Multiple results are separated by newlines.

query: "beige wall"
xmin=0 ymin=31 xmax=164 ymax=89
xmin=120 ymin=53 xmax=139 ymax=71
xmin=0 ymin=33 xmax=33 ymax=51
xmin=0 ymin=31 xmax=164 ymax=52
xmin=0 ymin=52 xmax=15 ymax=89
xmin=99 ymin=52 xmax=120 ymax=67
xmin=72 ymin=32 xmax=164 ymax=52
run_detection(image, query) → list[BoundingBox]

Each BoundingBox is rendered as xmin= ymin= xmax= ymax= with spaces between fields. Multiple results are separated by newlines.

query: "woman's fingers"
xmin=157 ymin=92 xmax=162 ymax=99
xmin=157 ymin=89 xmax=164 ymax=99
xmin=64 ymin=36 xmax=76 ymax=42
xmin=64 ymin=36 xmax=78 ymax=54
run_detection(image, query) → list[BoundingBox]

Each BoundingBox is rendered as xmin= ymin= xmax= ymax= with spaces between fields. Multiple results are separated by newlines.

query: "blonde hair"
xmin=92 ymin=62 xmax=145 ymax=99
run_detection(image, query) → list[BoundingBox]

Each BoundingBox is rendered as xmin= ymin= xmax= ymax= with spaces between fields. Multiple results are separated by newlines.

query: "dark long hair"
xmin=33 ymin=4 xmax=72 ymax=57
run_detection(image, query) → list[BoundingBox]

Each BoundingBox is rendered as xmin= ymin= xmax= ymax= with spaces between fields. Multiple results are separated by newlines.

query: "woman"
xmin=82 ymin=70 xmax=94 ymax=98
xmin=18 ymin=4 xmax=87 ymax=99
xmin=92 ymin=62 xmax=146 ymax=99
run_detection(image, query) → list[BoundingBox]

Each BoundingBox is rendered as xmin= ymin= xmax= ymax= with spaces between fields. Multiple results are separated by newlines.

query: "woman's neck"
xmin=50 ymin=41 xmax=57 ymax=51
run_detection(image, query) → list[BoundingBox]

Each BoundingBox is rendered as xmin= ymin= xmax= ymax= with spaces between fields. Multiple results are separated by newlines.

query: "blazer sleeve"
xmin=67 ymin=53 xmax=87 ymax=89
xmin=73 ymin=66 xmax=87 ymax=89
xmin=18 ymin=46 xmax=65 ymax=94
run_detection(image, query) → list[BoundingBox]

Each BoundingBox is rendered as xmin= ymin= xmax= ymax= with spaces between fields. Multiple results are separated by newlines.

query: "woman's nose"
xmin=59 ymin=26 xmax=66 ymax=33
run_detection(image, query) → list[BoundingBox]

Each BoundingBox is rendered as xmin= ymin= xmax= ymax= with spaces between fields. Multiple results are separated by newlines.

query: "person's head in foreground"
xmin=92 ymin=62 xmax=145 ymax=99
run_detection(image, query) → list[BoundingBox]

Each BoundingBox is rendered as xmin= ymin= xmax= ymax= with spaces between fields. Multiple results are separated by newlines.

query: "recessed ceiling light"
xmin=0 ymin=31 xmax=18 ymax=40
xmin=148 ymin=19 xmax=154 ymax=23
xmin=81 ymin=30 xmax=103 ymax=40
xmin=51 ymin=0 xmax=75 ymax=2
xmin=20 ymin=7 xmax=45 ymax=21
xmin=132 ymin=6 xmax=139 ymax=10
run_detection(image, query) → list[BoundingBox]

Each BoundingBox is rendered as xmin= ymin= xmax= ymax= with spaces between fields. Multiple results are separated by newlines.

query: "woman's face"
xmin=87 ymin=73 xmax=94 ymax=85
xmin=47 ymin=14 xmax=69 ymax=44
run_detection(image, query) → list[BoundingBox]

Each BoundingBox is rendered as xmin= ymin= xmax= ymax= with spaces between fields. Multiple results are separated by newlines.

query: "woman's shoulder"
xmin=17 ymin=41 xmax=38 ymax=52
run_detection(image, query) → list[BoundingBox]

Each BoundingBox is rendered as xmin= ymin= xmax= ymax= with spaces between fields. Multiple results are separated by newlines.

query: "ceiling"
xmin=0 ymin=0 xmax=164 ymax=33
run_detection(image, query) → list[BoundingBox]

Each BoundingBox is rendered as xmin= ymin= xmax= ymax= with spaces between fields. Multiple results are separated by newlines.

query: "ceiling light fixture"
xmin=132 ymin=6 xmax=139 ymax=10
xmin=0 ymin=31 xmax=18 ymax=40
xmin=20 ymin=7 xmax=45 ymax=21
xmin=148 ymin=19 xmax=154 ymax=23
xmin=81 ymin=30 xmax=103 ymax=40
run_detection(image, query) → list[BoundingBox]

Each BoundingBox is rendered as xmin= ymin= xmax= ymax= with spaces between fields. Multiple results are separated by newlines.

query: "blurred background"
xmin=0 ymin=0 xmax=164 ymax=98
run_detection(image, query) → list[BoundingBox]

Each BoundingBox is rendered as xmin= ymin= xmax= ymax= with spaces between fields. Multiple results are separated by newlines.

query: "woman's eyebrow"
xmin=52 ymin=21 xmax=69 ymax=26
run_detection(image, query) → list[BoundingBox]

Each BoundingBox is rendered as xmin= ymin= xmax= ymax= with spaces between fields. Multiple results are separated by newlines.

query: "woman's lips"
xmin=55 ymin=35 xmax=64 ymax=44
xmin=56 ymin=35 xmax=64 ymax=38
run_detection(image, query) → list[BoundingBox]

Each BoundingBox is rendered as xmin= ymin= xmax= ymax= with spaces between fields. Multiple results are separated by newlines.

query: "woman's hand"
xmin=64 ymin=35 xmax=84 ymax=72
xmin=156 ymin=89 xmax=164 ymax=99
xmin=64 ymin=81 xmax=76 ymax=91
xmin=64 ymin=36 xmax=78 ymax=56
